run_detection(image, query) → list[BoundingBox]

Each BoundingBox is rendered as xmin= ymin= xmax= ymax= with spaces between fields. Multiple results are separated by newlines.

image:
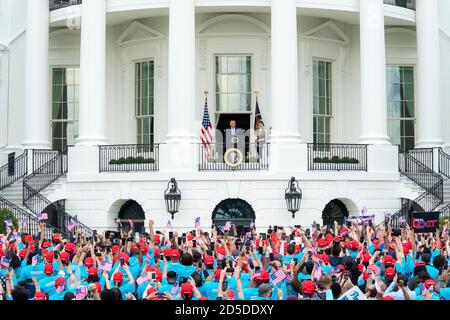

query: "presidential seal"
xmin=224 ymin=148 xmax=244 ymax=167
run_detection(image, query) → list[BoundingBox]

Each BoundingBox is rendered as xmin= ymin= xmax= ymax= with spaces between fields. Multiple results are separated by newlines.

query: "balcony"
xmin=49 ymin=0 xmax=82 ymax=11
xmin=384 ymin=0 xmax=416 ymax=10
xmin=99 ymin=144 xmax=159 ymax=172
xmin=199 ymin=143 xmax=269 ymax=171
xmin=308 ymin=143 xmax=368 ymax=171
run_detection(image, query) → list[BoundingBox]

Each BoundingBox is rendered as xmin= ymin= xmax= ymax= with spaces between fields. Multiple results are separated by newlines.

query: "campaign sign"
xmin=411 ymin=212 xmax=440 ymax=233
xmin=338 ymin=286 xmax=367 ymax=301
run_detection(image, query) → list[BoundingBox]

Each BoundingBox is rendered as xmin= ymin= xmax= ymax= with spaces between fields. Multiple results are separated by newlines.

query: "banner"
xmin=412 ymin=212 xmax=440 ymax=233
xmin=338 ymin=286 xmax=367 ymax=301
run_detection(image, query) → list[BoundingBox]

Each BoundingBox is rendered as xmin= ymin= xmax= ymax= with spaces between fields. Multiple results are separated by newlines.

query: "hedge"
xmin=313 ymin=156 xmax=360 ymax=164
xmin=109 ymin=156 xmax=155 ymax=165
xmin=0 ymin=209 xmax=19 ymax=234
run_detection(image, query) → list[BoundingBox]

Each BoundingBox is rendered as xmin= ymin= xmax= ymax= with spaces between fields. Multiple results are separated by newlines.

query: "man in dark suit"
xmin=224 ymin=120 xmax=245 ymax=149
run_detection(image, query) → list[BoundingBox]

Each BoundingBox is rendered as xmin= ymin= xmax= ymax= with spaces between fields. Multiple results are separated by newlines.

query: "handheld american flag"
xmin=200 ymin=95 xmax=213 ymax=160
xmin=167 ymin=220 xmax=174 ymax=230
xmin=37 ymin=212 xmax=48 ymax=221
xmin=270 ymin=269 xmax=287 ymax=286
xmin=223 ymin=221 xmax=232 ymax=232
xmin=68 ymin=219 xmax=79 ymax=232
xmin=4 ymin=219 xmax=13 ymax=228
xmin=195 ymin=217 xmax=201 ymax=228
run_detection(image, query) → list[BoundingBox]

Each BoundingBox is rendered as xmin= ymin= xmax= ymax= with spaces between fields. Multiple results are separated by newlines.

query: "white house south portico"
xmin=1 ymin=0 xmax=450 ymax=236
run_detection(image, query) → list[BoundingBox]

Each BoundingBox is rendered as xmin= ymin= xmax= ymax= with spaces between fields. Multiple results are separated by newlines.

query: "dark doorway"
xmin=322 ymin=199 xmax=349 ymax=227
xmin=212 ymin=198 xmax=255 ymax=236
xmin=215 ymin=113 xmax=251 ymax=134
xmin=42 ymin=200 xmax=66 ymax=233
xmin=118 ymin=200 xmax=145 ymax=233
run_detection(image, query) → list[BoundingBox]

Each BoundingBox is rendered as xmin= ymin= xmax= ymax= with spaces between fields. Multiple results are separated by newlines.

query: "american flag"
xmin=270 ymin=269 xmax=287 ymax=286
xmin=37 ymin=212 xmax=48 ymax=221
xmin=0 ymin=256 xmax=11 ymax=267
xmin=68 ymin=219 xmax=79 ymax=232
xmin=200 ymin=96 xmax=213 ymax=160
xmin=399 ymin=216 xmax=406 ymax=224
xmin=99 ymin=261 xmax=112 ymax=272
xmin=4 ymin=220 xmax=13 ymax=228
xmin=167 ymin=220 xmax=174 ymax=230
xmin=195 ymin=217 xmax=201 ymax=228
xmin=56 ymin=282 xmax=66 ymax=294
xmin=128 ymin=219 xmax=134 ymax=230
xmin=32 ymin=255 xmax=39 ymax=266
xmin=223 ymin=221 xmax=232 ymax=232
xmin=361 ymin=207 xmax=368 ymax=215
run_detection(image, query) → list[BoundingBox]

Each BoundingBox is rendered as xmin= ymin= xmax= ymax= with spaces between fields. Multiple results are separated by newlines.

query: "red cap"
xmin=34 ymin=292 xmax=48 ymax=300
xmin=119 ymin=253 xmax=130 ymax=265
xmin=65 ymin=243 xmax=75 ymax=253
xmin=94 ymin=282 xmax=102 ymax=293
xmin=357 ymin=264 xmax=365 ymax=272
xmin=350 ymin=240 xmax=359 ymax=250
xmin=362 ymin=254 xmax=372 ymax=263
xmin=146 ymin=287 xmax=157 ymax=297
xmin=52 ymin=234 xmax=61 ymax=243
xmin=181 ymin=283 xmax=194 ymax=297
xmin=42 ymin=241 xmax=51 ymax=249
xmin=113 ymin=272 xmax=124 ymax=283
xmin=112 ymin=245 xmax=119 ymax=254
xmin=204 ymin=256 xmax=214 ymax=266
xmin=402 ymin=245 xmax=410 ymax=255
xmin=140 ymin=245 xmax=148 ymax=253
xmin=187 ymin=234 xmax=194 ymax=242
xmin=385 ymin=267 xmax=396 ymax=278
xmin=171 ymin=249 xmax=180 ymax=258
xmin=131 ymin=243 xmax=138 ymax=252
xmin=383 ymin=255 xmax=396 ymax=265
xmin=215 ymin=269 xmax=222 ymax=281
xmin=19 ymin=249 xmax=28 ymax=259
xmin=415 ymin=261 xmax=426 ymax=267
xmin=9 ymin=243 xmax=15 ymax=251
xmin=198 ymin=296 xmax=209 ymax=300
xmin=45 ymin=251 xmax=54 ymax=262
xmin=84 ymin=257 xmax=94 ymax=267
xmin=320 ymin=254 xmax=330 ymax=264
xmin=163 ymin=248 xmax=172 ymax=257
xmin=317 ymin=238 xmax=327 ymax=248
xmin=88 ymin=267 xmax=98 ymax=276
xmin=255 ymin=270 xmax=270 ymax=282
xmin=424 ymin=279 xmax=436 ymax=289
xmin=147 ymin=266 xmax=157 ymax=272
xmin=44 ymin=263 xmax=54 ymax=275
xmin=382 ymin=296 xmax=394 ymax=300
xmin=154 ymin=247 xmax=160 ymax=258
xmin=338 ymin=264 xmax=345 ymax=271
xmin=55 ymin=277 xmax=66 ymax=288
xmin=153 ymin=234 xmax=161 ymax=244
xmin=60 ymin=251 xmax=70 ymax=261
xmin=216 ymin=246 xmax=226 ymax=256
xmin=302 ymin=280 xmax=316 ymax=295
xmin=24 ymin=235 xmax=33 ymax=243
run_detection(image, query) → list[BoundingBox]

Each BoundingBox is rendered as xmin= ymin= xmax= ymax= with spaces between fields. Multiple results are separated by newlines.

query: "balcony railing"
xmin=199 ymin=143 xmax=269 ymax=171
xmin=49 ymin=0 xmax=82 ymax=11
xmin=308 ymin=143 xmax=368 ymax=171
xmin=99 ymin=144 xmax=160 ymax=172
xmin=384 ymin=0 xmax=416 ymax=10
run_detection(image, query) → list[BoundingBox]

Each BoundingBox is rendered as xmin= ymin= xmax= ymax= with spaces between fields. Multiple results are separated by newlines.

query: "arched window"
xmin=212 ymin=199 xmax=255 ymax=234
xmin=118 ymin=200 xmax=145 ymax=233
xmin=322 ymin=199 xmax=349 ymax=226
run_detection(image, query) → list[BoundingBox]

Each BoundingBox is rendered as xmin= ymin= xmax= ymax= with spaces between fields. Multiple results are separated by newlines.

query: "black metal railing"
xmin=405 ymin=148 xmax=434 ymax=171
xmin=33 ymin=149 xmax=60 ymax=173
xmin=0 ymin=150 xmax=28 ymax=190
xmin=440 ymin=203 xmax=450 ymax=222
xmin=99 ymin=144 xmax=160 ymax=172
xmin=199 ymin=143 xmax=269 ymax=171
xmin=307 ymin=144 xmax=368 ymax=171
xmin=0 ymin=196 xmax=61 ymax=239
xmin=384 ymin=0 xmax=416 ymax=10
xmin=381 ymin=150 xmax=443 ymax=229
xmin=49 ymin=0 xmax=82 ymax=11
xmin=23 ymin=148 xmax=94 ymax=238
xmin=438 ymin=148 xmax=450 ymax=179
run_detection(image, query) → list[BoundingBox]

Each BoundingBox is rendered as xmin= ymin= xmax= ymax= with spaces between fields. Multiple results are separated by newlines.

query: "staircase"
xmin=382 ymin=149 xmax=443 ymax=229
xmin=0 ymin=149 xmax=94 ymax=238
xmin=22 ymin=148 xmax=94 ymax=237
xmin=0 ymin=150 xmax=58 ymax=238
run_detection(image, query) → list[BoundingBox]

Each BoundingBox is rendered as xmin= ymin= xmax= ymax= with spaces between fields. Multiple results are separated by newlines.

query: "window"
xmin=215 ymin=56 xmax=252 ymax=113
xmin=313 ymin=60 xmax=332 ymax=144
xmin=386 ymin=66 xmax=415 ymax=151
xmin=51 ymin=67 xmax=80 ymax=151
xmin=135 ymin=61 xmax=154 ymax=146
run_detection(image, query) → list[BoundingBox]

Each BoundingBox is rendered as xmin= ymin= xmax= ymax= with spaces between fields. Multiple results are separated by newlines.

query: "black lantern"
xmin=285 ymin=177 xmax=302 ymax=218
xmin=164 ymin=178 xmax=181 ymax=220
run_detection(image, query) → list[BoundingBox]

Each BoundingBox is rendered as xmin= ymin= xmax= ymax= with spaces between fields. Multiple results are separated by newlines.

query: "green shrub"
xmin=313 ymin=156 xmax=360 ymax=164
xmin=109 ymin=157 xmax=155 ymax=165
xmin=0 ymin=209 xmax=19 ymax=234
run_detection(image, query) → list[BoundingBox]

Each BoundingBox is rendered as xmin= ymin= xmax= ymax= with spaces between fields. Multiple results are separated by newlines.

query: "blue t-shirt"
xmin=203 ymin=281 xmax=220 ymax=300
xmin=176 ymin=265 xmax=196 ymax=279
xmin=243 ymin=287 xmax=259 ymax=300
xmin=38 ymin=276 xmax=58 ymax=295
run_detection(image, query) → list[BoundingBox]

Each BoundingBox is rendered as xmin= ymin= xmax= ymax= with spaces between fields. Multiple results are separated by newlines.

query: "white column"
xmin=76 ymin=0 xmax=107 ymax=146
xmin=415 ymin=0 xmax=443 ymax=148
xmin=359 ymin=0 xmax=390 ymax=145
xmin=22 ymin=0 xmax=51 ymax=150
xmin=166 ymin=0 xmax=196 ymax=144
xmin=270 ymin=0 xmax=302 ymax=144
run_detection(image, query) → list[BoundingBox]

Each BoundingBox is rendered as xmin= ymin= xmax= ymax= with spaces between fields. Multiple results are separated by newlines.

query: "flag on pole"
xmin=223 ymin=221 xmax=232 ymax=232
xmin=200 ymin=95 xmax=213 ymax=160
xmin=4 ymin=220 xmax=13 ymax=228
xmin=270 ymin=269 xmax=287 ymax=286
xmin=167 ymin=220 xmax=174 ymax=230
xmin=194 ymin=217 xmax=201 ymax=228
xmin=254 ymin=96 xmax=265 ymax=139
xmin=37 ymin=212 xmax=48 ymax=221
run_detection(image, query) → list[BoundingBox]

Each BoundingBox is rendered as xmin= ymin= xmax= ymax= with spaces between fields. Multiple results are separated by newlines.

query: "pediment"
xmin=197 ymin=14 xmax=270 ymax=36
xmin=302 ymin=21 xmax=349 ymax=45
xmin=117 ymin=21 xmax=164 ymax=46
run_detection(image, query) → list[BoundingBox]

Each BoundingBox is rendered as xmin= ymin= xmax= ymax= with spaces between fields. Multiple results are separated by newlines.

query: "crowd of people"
xmin=1 ymin=217 xmax=449 ymax=301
